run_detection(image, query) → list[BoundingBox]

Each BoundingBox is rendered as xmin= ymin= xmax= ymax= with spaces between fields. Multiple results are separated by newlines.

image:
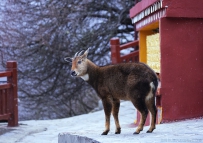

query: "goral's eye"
xmin=78 ymin=60 xmax=82 ymax=64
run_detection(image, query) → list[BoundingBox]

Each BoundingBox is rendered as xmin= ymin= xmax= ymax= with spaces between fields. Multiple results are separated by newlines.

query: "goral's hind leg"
xmin=146 ymin=98 xmax=157 ymax=133
xmin=134 ymin=109 xmax=148 ymax=134
xmin=101 ymin=97 xmax=112 ymax=135
xmin=112 ymin=98 xmax=121 ymax=134
xmin=131 ymin=99 xmax=148 ymax=134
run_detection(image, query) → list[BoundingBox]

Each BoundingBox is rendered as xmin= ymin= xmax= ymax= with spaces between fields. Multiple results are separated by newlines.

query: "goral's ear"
xmin=64 ymin=57 xmax=73 ymax=63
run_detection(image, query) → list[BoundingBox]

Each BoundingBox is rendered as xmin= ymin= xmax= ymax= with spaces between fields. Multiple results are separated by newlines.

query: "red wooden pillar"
xmin=7 ymin=61 xmax=18 ymax=127
xmin=110 ymin=38 xmax=120 ymax=64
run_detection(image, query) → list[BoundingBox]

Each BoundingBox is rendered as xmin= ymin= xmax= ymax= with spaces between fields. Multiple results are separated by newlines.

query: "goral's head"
xmin=64 ymin=48 xmax=89 ymax=78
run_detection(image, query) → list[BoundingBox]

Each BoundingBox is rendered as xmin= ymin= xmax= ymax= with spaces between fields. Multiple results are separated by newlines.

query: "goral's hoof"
xmin=133 ymin=131 xmax=140 ymax=134
xmin=146 ymin=128 xmax=155 ymax=133
xmin=146 ymin=130 xmax=153 ymax=133
xmin=101 ymin=131 xmax=109 ymax=135
xmin=115 ymin=128 xmax=121 ymax=134
xmin=115 ymin=131 xmax=121 ymax=134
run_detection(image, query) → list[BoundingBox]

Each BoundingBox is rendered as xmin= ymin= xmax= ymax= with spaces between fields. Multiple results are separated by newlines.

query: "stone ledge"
xmin=58 ymin=132 xmax=100 ymax=143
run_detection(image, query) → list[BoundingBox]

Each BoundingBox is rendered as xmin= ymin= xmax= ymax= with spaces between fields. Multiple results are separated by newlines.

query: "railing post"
xmin=6 ymin=61 xmax=18 ymax=127
xmin=110 ymin=38 xmax=120 ymax=64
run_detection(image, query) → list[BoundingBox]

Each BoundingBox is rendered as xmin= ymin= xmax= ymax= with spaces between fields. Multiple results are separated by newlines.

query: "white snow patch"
xmin=0 ymin=101 xmax=203 ymax=143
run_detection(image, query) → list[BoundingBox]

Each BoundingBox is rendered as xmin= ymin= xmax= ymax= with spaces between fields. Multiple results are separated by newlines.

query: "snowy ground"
xmin=0 ymin=101 xmax=203 ymax=143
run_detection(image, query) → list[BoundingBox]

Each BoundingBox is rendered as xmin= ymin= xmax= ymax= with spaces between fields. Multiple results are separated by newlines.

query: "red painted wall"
xmin=160 ymin=17 xmax=203 ymax=121
xmin=163 ymin=0 xmax=203 ymax=18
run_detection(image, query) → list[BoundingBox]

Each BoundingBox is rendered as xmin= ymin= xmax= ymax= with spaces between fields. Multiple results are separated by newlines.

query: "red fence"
xmin=0 ymin=61 xmax=18 ymax=127
xmin=110 ymin=38 xmax=139 ymax=64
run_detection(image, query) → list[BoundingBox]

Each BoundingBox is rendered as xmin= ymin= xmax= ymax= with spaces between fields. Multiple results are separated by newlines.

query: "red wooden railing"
xmin=0 ymin=61 xmax=18 ymax=127
xmin=110 ymin=38 xmax=139 ymax=64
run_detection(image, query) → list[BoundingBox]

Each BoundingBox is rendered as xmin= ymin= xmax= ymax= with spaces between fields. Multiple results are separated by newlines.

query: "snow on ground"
xmin=0 ymin=101 xmax=203 ymax=143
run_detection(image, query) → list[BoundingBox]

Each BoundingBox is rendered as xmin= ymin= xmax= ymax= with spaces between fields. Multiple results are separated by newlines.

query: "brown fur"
xmin=64 ymin=49 xmax=158 ymax=135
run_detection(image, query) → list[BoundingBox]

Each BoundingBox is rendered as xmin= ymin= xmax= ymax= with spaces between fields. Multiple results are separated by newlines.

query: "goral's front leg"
xmin=101 ymin=97 xmax=112 ymax=135
xmin=112 ymin=98 xmax=121 ymax=134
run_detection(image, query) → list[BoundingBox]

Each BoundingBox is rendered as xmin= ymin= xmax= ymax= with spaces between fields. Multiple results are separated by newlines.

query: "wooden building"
xmin=111 ymin=0 xmax=203 ymax=123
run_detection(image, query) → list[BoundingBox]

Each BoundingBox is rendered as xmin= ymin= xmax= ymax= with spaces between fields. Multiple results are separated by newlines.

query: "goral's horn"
xmin=74 ymin=51 xmax=79 ymax=58
xmin=78 ymin=50 xmax=84 ymax=56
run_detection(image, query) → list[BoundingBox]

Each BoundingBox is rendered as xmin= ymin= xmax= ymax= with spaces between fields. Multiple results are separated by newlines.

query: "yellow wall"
xmin=138 ymin=21 xmax=160 ymax=73
xmin=146 ymin=33 xmax=160 ymax=73
xmin=139 ymin=31 xmax=154 ymax=63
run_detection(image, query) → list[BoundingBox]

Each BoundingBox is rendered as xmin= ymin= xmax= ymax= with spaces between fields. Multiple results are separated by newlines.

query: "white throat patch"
xmin=80 ymin=74 xmax=89 ymax=81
